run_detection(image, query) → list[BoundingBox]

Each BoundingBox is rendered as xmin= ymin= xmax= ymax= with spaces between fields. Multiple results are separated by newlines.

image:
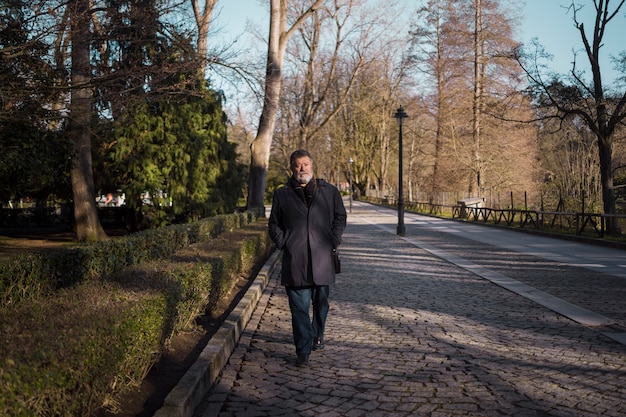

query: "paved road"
xmin=193 ymin=200 xmax=626 ymax=417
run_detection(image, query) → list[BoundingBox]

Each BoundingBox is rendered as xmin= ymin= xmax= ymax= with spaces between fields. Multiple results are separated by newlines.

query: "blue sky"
xmin=522 ymin=0 xmax=625 ymax=82
xmin=212 ymin=1 xmax=625 ymax=87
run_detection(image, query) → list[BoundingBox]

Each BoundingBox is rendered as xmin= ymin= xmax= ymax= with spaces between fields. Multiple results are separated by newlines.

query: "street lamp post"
xmin=348 ymin=157 xmax=354 ymax=213
xmin=394 ymin=106 xmax=408 ymax=236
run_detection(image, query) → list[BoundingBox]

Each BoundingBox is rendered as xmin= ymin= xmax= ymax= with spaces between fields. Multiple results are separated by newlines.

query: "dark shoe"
xmin=313 ymin=337 xmax=325 ymax=351
xmin=296 ymin=354 xmax=309 ymax=367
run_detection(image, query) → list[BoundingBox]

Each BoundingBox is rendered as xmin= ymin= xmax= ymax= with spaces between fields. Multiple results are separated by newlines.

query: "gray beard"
xmin=296 ymin=174 xmax=312 ymax=186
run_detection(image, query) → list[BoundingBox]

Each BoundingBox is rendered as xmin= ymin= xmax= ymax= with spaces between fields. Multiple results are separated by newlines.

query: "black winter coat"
xmin=268 ymin=177 xmax=347 ymax=287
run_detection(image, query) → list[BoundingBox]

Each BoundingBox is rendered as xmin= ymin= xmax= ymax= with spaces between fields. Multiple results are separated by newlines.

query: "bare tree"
xmin=268 ymin=0 xmax=403 ymax=189
xmin=408 ymin=0 xmax=457 ymax=199
xmin=330 ymin=42 xmax=407 ymax=199
xmin=289 ymin=0 xmax=370 ymax=148
xmin=408 ymin=0 xmax=535 ymax=203
xmin=539 ymin=116 xmax=601 ymax=212
xmin=191 ymin=0 xmax=218 ymax=78
xmin=246 ymin=0 xmax=324 ymax=210
xmin=518 ymin=0 xmax=626 ymax=235
xmin=470 ymin=0 xmax=485 ymax=195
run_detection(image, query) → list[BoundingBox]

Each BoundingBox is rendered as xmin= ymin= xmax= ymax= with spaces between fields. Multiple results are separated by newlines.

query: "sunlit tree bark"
xmin=191 ymin=0 xmax=218 ymax=79
xmin=247 ymin=0 xmax=324 ymax=210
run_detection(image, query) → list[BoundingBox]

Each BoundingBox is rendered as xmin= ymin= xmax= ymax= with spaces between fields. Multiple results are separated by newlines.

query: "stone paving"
xmin=192 ymin=201 xmax=626 ymax=417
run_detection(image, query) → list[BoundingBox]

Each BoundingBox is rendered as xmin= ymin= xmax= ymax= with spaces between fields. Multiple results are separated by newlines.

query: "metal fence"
xmin=363 ymin=196 xmax=626 ymax=239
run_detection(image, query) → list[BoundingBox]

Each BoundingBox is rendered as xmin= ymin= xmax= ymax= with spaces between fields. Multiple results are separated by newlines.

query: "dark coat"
xmin=268 ymin=177 xmax=347 ymax=287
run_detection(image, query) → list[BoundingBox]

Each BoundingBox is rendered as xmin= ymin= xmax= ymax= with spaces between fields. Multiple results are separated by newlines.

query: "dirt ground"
xmin=0 ymin=224 xmax=264 ymax=417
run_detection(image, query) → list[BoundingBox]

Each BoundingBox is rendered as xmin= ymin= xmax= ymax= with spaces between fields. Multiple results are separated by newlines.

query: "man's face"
xmin=292 ymin=156 xmax=314 ymax=185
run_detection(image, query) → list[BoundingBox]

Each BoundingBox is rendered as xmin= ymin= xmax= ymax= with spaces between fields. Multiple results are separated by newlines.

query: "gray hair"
xmin=289 ymin=149 xmax=313 ymax=169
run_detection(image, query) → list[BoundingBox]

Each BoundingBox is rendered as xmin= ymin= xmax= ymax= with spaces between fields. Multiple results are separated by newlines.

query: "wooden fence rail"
xmin=366 ymin=196 xmax=626 ymax=238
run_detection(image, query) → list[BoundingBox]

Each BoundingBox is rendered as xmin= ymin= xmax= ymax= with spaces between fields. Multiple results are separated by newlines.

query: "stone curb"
xmin=153 ymin=249 xmax=281 ymax=417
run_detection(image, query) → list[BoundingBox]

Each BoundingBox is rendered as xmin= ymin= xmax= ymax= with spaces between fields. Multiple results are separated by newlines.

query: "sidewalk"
xmin=166 ymin=200 xmax=626 ymax=417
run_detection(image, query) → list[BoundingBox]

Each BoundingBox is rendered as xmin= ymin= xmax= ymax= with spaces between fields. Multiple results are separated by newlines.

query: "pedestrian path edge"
xmin=152 ymin=249 xmax=282 ymax=417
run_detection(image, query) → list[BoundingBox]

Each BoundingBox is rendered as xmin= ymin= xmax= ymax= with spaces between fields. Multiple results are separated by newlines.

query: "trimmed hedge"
xmin=0 ymin=283 xmax=168 ymax=417
xmin=0 ymin=210 xmax=273 ymax=417
xmin=0 ymin=209 xmax=263 ymax=307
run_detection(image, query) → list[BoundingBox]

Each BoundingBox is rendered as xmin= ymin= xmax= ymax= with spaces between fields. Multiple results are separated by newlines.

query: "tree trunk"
xmin=430 ymin=9 xmax=444 ymax=201
xmin=597 ymin=135 xmax=617 ymax=232
xmin=69 ymin=0 xmax=107 ymax=242
xmin=191 ymin=0 xmax=217 ymax=79
xmin=470 ymin=0 xmax=484 ymax=196
xmin=247 ymin=0 xmax=286 ymax=210
xmin=247 ymin=0 xmax=324 ymax=210
xmin=575 ymin=1 xmax=623 ymax=235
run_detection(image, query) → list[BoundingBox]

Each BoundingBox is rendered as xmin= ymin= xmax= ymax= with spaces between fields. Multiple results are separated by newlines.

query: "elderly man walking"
xmin=268 ymin=149 xmax=347 ymax=367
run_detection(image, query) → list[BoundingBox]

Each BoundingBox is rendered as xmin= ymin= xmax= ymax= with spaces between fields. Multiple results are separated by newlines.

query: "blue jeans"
xmin=286 ymin=285 xmax=329 ymax=355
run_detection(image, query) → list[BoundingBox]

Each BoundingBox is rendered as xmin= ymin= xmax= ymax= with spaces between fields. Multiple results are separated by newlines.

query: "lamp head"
xmin=394 ymin=106 xmax=408 ymax=126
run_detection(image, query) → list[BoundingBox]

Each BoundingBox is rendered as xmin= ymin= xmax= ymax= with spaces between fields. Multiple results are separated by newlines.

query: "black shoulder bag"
xmin=332 ymin=248 xmax=341 ymax=274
